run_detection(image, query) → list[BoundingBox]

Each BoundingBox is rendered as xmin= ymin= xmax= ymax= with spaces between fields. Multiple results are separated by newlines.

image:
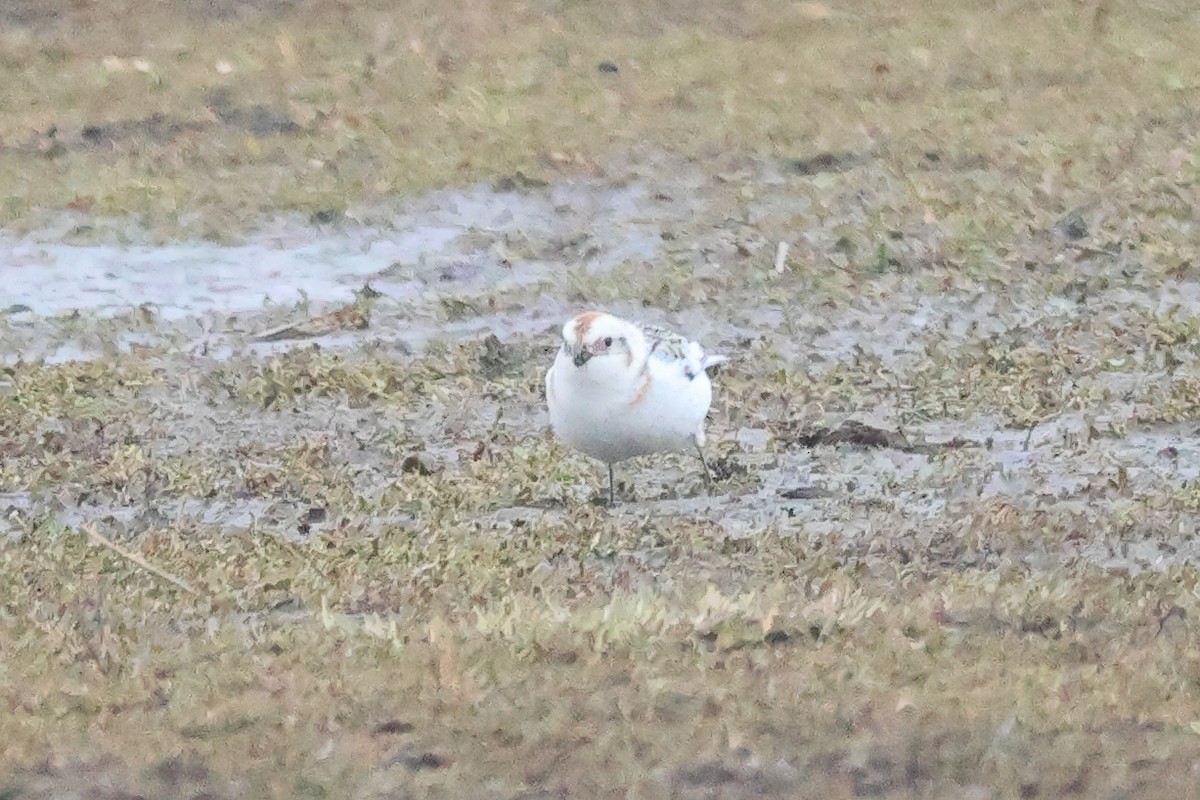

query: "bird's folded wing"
xmin=641 ymin=322 xmax=727 ymax=373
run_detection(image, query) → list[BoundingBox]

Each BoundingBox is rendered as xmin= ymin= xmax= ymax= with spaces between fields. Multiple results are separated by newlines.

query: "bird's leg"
xmin=694 ymin=436 xmax=713 ymax=495
xmin=608 ymin=463 xmax=616 ymax=506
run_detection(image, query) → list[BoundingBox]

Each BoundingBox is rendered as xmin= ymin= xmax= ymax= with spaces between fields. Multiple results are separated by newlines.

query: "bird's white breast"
xmin=547 ymin=349 xmax=712 ymax=464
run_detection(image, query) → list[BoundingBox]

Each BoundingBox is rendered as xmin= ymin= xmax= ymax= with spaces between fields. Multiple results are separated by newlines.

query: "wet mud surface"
xmin=6 ymin=0 xmax=1200 ymax=795
xmin=5 ymin=151 xmax=1198 ymax=576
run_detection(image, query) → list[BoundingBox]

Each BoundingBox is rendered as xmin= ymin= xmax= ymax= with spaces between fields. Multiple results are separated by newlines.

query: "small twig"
xmin=82 ymin=524 xmax=197 ymax=594
xmin=1023 ymin=411 xmax=1060 ymax=452
xmin=774 ymin=241 xmax=790 ymax=273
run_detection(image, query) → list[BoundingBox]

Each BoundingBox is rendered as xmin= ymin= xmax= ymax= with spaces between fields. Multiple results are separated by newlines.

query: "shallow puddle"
xmin=3 ymin=157 xmax=1200 ymax=576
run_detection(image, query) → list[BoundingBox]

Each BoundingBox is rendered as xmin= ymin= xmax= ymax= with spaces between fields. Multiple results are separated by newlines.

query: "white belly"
xmin=546 ymin=352 xmax=712 ymax=465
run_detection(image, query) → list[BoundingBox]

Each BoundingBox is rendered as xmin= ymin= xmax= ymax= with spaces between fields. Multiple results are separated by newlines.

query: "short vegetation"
xmin=3 ymin=0 xmax=1200 ymax=797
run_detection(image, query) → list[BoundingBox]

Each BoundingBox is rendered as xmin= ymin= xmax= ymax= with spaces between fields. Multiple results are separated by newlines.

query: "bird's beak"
xmin=572 ymin=347 xmax=593 ymax=368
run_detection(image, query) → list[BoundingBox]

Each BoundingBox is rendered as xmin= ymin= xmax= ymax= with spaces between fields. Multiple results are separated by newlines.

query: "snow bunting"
xmin=545 ymin=311 xmax=727 ymax=504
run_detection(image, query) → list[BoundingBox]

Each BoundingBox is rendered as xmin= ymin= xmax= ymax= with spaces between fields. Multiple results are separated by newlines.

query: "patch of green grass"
xmin=2 ymin=1 xmax=1200 ymax=239
xmin=5 ymin=504 xmax=1200 ymax=797
xmin=3 ymin=307 xmax=1200 ymax=796
xmin=6 ymin=0 xmax=1200 ymax=795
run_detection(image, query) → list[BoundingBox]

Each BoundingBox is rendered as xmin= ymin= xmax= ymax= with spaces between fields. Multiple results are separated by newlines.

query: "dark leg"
xmin=608 ymin=463 xmax=616 ymax=506
xmin=694 ymin=437 xmax=713 ymax=494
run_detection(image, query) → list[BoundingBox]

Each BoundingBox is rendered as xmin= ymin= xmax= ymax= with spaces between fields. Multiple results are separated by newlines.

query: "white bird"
xmin=545 ymin=310 xmax=727 ymax=504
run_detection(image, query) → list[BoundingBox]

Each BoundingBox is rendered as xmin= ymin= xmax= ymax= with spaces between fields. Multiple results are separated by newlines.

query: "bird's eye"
xmin=604 ymin=337 xmax=613 ymax=347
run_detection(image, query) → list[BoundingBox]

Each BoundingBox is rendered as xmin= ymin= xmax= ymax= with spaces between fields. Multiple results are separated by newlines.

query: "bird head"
xmin=560 ymin=311 xmax=641 ymax=379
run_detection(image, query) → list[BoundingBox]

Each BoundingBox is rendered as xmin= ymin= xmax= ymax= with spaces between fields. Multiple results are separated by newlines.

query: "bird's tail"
xmin=701 ymin=353 xmax=729 ymax=371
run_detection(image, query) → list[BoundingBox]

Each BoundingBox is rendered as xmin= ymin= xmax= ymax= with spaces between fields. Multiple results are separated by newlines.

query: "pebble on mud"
xmin=400 ymin=453 xmax=441 ymax=476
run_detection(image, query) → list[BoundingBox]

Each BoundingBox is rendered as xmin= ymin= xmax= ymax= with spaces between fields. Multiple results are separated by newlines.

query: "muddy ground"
xmin=4 ymin=1 xmax=1200 ymax=798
